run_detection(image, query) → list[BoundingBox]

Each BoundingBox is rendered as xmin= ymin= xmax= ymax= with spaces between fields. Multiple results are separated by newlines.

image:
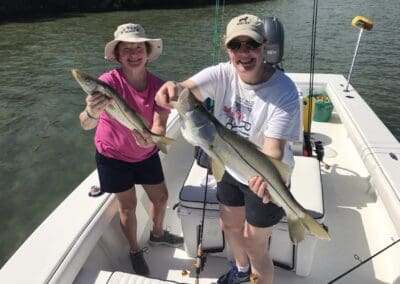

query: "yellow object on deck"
xmin=303 ymin=97 xmax=313 ymax=133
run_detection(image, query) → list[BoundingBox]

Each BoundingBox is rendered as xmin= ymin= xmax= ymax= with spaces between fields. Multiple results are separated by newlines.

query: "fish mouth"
xmin=71 ymin=69 xmax=97 ymax=95
xmin=71 ymin=69 xmax=88 ymax=85
xmin=71 ymin=69 xmax=80 ymax=80
xmin=173 ymin=88 xmax=199 ymax=115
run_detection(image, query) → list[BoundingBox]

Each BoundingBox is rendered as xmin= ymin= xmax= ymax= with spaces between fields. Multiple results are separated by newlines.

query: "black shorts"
xmin=217 ymin=172 xmax=284 ymax=228
xmin=95 ymin=150 xmax=165 ymax=193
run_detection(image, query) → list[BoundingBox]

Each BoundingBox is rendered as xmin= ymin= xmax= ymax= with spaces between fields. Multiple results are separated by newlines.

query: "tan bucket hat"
xmin=225 ymin=14 xmax=265 ymax=45
xmin=104 ymin=23 xmax=162 ymax=62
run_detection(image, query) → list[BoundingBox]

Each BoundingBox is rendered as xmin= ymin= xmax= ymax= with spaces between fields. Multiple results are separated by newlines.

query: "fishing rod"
xmin=345 ymin=16 xmax=374 ymax=92
xmin=192 ymin=0 xmax=226 ymax=278
xmin=303 ymin=0 xmax=319 ymax=157
xmin=328 ymin=238 xmax=400 ymax=283
xmin=193 ymin=159 xmax=210 ymax=284
xmin=192 ymin=154 xmax=226 ymax=283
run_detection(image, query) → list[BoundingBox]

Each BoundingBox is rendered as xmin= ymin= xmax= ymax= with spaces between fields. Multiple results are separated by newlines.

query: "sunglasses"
xmin=227 ymin=39 xmax=262 ymax=51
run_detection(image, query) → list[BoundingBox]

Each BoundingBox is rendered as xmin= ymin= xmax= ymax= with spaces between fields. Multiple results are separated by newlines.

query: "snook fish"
xmin=71 ymin=69 xmax=175 ymax=154
xmin=172 ymin=88 xmax=330 ymax=243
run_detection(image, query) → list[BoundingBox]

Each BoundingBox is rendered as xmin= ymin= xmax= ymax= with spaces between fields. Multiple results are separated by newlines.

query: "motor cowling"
xmin=262 ymin=16 xmax=284 ymax=66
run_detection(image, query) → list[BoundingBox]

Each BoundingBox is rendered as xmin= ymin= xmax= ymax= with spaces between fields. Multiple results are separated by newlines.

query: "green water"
xmin=1 ymin=0 xmax=399 ymax=266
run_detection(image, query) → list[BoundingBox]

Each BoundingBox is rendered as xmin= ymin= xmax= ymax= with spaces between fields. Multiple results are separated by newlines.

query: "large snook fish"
xmin=71 ymin=69 xmax=175 ymax=154
xmin=172 ymin=88 xmax=330 ymax=243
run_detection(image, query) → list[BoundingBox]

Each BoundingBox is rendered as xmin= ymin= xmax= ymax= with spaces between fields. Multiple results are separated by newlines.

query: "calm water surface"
xmin=1 ymin=0 xmax=399 ymax=265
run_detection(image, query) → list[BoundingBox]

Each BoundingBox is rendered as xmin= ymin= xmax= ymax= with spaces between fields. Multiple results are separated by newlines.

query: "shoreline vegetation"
xmin=1 ymin=0 xmax=262 ymax=23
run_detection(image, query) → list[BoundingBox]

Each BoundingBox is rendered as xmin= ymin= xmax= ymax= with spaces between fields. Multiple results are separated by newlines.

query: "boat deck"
xmin=86 ymin=112 xmax=400 ymax=284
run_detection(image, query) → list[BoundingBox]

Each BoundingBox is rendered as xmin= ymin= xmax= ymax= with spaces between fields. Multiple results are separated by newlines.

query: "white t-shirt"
xmin=190 ymin=62 xmax=301 ymax=169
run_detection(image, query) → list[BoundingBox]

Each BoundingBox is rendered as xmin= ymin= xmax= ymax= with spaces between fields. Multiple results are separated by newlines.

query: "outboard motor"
xmin=262 ymin=16 xmax=284 ymax=69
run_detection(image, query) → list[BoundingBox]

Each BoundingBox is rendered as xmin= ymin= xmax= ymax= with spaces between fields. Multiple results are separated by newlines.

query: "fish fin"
xmin=157 ymin=143 xmax=168 ymax=154
xmin=267 ymin=156 xmax=291 ymax=184
xmin=301 ymin=214 xmax=331 ymax=241
xmin=287 ymin=216 xmax=307 ymax=244
xmin=152 ymin=135 xmax=176 ymax=154
xmin=211 ymin=158 xmax=225 ymax=182
xmin=288 ymin=213 xmax=331 ymax=244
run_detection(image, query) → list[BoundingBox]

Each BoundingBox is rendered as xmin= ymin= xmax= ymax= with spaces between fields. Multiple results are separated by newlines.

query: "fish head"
xmin=172 ymin=88 xmax=211 ymax=128
xmin=172 ymin=88 xmax=202 ymax=115
xmin=172 ymin=88 xmax=217 ymax=148
xmin=71 ymin=69 xmax=99 ymax=95
xmin=172 ymin=88 xmax=211 ymax=126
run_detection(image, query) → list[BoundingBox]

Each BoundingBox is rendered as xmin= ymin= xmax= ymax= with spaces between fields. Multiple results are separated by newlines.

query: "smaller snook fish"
xmin=71 ymin=69 xmax=175 ymax=153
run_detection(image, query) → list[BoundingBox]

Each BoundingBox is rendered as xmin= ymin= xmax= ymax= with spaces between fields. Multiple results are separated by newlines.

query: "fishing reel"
xmin=314 ymin=141 xmax=324 ymax=161
xmin=181 ymin=243 xmax=207 ymax=282
xmin=313 ymin=141 xmax=330 ymax=170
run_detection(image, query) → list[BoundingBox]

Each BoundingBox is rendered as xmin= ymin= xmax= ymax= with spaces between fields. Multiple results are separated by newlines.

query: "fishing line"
xmin=308 ymin=0 xmax=318 ymax=120
xmin=328 ymin=238 xmax=400 ymax=283
xmin=194 ymin=2 xmax=226 ymax=279
xmin=216 ymin=0 xmax=226 ymax=63
xmin=212 ymin=0 xmax=221 ymax=65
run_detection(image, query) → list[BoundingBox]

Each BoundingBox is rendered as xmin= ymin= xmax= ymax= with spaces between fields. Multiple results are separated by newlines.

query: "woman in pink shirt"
xmin=79 ymin=23 xmax=183 ymax=276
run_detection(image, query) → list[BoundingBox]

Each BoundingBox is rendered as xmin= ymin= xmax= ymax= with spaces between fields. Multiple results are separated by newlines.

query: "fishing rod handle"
xmin=194 ymin=244 xmax=203 ymax=268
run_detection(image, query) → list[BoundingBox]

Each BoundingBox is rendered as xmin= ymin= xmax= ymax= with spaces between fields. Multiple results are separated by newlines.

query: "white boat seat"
xmin=285 ymin=155 xmax=324 ymax=220
xmin=177 ymin=155 xmax=325 ymax=277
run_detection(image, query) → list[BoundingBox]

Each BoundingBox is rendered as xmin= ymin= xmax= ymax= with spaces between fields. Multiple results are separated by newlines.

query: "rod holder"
xmin=345 ymin=16 xmax=373 ymax=92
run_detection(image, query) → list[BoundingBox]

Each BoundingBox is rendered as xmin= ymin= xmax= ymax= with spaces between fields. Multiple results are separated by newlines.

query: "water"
xmin=0 ymin=0 xmax=399 ymax=266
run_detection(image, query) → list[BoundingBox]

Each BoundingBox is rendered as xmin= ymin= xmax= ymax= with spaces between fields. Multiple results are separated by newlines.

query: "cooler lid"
xmin=179 ymin=161 xmax=219 ymax=210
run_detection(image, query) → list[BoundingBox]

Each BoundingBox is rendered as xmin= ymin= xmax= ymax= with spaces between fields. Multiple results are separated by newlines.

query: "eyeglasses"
xmin=227 ymin=39 xmax=262 ymax=51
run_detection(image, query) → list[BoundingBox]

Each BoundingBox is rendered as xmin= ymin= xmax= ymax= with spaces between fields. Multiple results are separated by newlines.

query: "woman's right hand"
xmin=86 ymin=92 xmax=112 ymax=118
xmin=155 ymin=81 xmax=180 ymax=109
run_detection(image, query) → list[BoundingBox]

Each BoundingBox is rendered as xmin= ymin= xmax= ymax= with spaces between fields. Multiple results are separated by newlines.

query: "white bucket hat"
xmin=225 ymin=14 xmax=265 ymax=45
xmin=104 ymin=23 xmax=162 ymax=62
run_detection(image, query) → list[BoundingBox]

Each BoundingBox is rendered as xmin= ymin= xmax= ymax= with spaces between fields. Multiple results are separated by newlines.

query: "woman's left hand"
xmin=248 ymin=176 xmax=270 ymax=204
xmin=132 ymin=129 xmax=155 ymax=148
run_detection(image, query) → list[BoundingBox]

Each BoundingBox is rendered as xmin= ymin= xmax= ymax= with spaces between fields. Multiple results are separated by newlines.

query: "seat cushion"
xmin=107 ymin=271 xmax=181 ymax=284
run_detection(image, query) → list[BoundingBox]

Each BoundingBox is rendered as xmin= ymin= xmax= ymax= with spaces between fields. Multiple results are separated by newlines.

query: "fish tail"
xmin=302 ymin=214 xmax=331 ymax=241
xmin=288 ymin=214 xmax=331 ymax=244
xmin=152 ymin=135 xmax=176 ymax=154
xmin=287 ymin=217 xmax=307 ymax=244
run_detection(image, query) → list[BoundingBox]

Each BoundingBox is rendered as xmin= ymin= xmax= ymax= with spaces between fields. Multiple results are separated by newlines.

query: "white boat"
xmin=1 ymin=16 xmax=400 ymax=284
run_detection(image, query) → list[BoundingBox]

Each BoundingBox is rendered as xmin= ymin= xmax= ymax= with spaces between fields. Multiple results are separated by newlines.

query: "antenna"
xmin=345 ymin=16 xmax=374 ymax=92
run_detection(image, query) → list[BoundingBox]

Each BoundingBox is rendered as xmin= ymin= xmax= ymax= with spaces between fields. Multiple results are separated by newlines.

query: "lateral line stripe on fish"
xmin=202 ymin=104 xmax=296 ymax=213
xmin=215 ymin=126 xmax=300 ymax=215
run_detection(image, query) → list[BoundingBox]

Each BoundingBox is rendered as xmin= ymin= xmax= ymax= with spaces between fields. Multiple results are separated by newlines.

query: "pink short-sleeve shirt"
xmin=94 ymin=68 xmax=168 ymax=162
